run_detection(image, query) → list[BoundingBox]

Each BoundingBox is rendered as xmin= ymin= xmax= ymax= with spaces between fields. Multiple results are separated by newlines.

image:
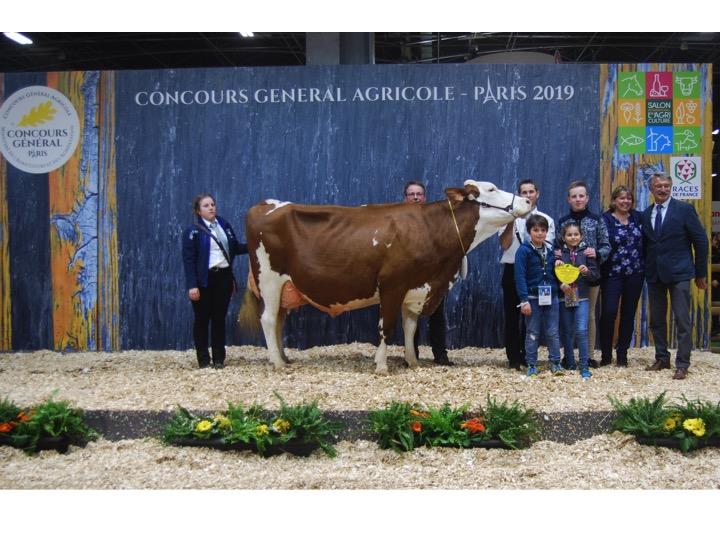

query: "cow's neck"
xmin=427 ymin=199 xmax=482 ymax=261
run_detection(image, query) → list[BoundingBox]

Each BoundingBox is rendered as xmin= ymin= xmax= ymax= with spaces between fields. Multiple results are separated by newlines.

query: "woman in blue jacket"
xmin=182 ymin=193 xmax=247 ymax=368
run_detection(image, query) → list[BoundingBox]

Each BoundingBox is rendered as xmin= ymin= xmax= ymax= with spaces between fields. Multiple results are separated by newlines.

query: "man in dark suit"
xmin=643 ymin=173 xmax=708 ymax=380
xmin=403 ymin=181 xmax=453 ymax=366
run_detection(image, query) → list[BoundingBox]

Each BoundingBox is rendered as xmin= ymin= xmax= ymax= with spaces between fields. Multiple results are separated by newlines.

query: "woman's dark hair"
xmin=525 ymin=213 xmax=548 ymax=233
xmin=608 ymin=185 xmax=634 ymax=212
xmin=561 ymin=220 xmax=581 ymax=237
xmin=192 ymin=193 xmax=215 ymax=215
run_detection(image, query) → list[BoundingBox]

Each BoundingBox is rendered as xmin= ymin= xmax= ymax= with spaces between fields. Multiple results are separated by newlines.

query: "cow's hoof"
xmin=407 ymin=362 xmax=419 ymax=370
xmin=271 ymin=360 xmax=288 ymax=369
xmin=374 ymin=367 xmax=389 ymax=376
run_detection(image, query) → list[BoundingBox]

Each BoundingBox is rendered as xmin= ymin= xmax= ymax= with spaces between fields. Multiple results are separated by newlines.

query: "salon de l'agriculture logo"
xmin=0 ymin=85 xmax=80 ymax=174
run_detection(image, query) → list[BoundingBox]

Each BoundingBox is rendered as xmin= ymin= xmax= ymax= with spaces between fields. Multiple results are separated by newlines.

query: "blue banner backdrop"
xmin=116 ymin=64 xmax=600 ymax=349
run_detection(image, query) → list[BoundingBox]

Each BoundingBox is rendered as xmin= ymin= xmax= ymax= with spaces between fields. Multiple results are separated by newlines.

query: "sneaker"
xmin=550 ymin=364 xmax=565 ymax=376
xmin=565 ymin=362 xmax=577 ymax=370
xmin=526 ymin=366 xmax=538 ymax=377
xmin=580 ymin=368 xmax=592 ymax=380
xmin=588 ymin=359 xmax=599 ymax=368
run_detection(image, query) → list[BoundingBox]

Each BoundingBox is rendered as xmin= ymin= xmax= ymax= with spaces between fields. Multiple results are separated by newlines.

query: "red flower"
xmin=411 ymin=421 xmax=423 ymax=433
xmin=461 ymin=418 xmax=486 ymax=434
xmin=16 ymin=411 xmax=31 ymax=422
xmin=0 ymin=421 xmax=17 ymax=433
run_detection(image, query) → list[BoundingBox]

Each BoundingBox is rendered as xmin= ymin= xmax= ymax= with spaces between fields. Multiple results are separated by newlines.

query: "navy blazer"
xmin=182 ymin=215 xmax=248 ymax=289
xmin=642 ymin=198 xmax=708 ymax=284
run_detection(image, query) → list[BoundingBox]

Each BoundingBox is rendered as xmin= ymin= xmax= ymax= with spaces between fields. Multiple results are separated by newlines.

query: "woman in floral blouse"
xmin=599 ymin=186 xmax=645 ymax=367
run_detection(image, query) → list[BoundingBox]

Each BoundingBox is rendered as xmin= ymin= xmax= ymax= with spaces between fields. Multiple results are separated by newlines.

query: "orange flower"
xmin=17 ymin=411 xmax=31 ymax=422
xmin=410 ymin=409 xmax=429 ymax=418
xmin=461 ymin=418 xmax=486 ymax=434
xmin=0 ymin=421 xmax=17 ymax=433
xmin=411 ymin=421 xmax=423 ymax=433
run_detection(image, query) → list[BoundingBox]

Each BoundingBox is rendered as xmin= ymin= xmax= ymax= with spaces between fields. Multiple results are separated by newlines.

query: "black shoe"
xmin=509 ymin=362 xmax=522 ymax=371
xmin=212 ymin=363 xmax=224 ymax=370
xmin=616 ymin=360 xmax=628 ymax=367
xmin=434 ymin=357 xmax=454 ymax=366
xmin=588 ymin=360 xmax=599 ymax=368
xmin=599 ymin=358 xmax=612 ymax=367
xmin=198 ymin=363 xmax=211 ymax=369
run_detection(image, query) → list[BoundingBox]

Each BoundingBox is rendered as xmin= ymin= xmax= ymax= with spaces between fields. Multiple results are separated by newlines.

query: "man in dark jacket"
xmin=403 ymin=181 xmax=452 ymax=366
xmin=643 ymin=173 xmax=708 ymax=380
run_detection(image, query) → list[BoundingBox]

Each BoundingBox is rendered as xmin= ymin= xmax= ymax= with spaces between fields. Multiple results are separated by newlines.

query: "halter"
xmin=478 ymin=193 xmax=517 ymax=215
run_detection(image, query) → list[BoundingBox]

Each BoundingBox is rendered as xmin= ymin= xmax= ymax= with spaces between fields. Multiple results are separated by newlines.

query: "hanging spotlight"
xmin=3 ymin=32 xmax=33 ymax=45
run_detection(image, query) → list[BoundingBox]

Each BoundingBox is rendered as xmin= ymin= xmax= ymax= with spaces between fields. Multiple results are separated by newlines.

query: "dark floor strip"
xmin=84 ymin=410 xmax=618 ymax=445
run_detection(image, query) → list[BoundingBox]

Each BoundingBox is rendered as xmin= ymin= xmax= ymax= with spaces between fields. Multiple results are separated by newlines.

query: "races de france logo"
xmin=0 ymin=85 xmax=80 ymax=174
xmin=673 ymin=158 xmax=697 ymax=183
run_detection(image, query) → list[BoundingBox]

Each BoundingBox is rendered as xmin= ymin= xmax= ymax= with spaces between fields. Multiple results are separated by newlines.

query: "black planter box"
xmin=635 ymin=436 xmax=720 ymax=450
xmin=467 ymin=439 xmax=514 ymax=449
xmin=171 ymin=437 xmax=320 ymax=457
xmin=171 ymin=438 xmax=254 ymax=452
xmin=0 ymin=434 xmax=71 ymax=453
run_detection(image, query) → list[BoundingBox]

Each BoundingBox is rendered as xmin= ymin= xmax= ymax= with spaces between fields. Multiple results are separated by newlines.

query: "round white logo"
xmin=0 ymin=85 xmax=80 ymax=174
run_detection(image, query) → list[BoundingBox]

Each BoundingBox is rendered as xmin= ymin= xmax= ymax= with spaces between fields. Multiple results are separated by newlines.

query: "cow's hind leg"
xmin=259 ymin=278 xmax=289 ymax=369
xmin=401 ymin=305 xmax=420 ymax=369
xmin=275 ymin=308 xmax=291 ymax=364
xmin=374 ymin=289 xmax=404 ymax=375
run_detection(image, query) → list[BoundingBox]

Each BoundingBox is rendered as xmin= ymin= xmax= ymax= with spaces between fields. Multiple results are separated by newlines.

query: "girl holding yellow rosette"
xmin=554 ymin=222 xmax=601 ymax=379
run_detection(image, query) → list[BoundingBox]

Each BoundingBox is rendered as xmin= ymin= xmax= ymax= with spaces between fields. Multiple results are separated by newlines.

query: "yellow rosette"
xmin=555 ymin=263 xmax=580 ymax=285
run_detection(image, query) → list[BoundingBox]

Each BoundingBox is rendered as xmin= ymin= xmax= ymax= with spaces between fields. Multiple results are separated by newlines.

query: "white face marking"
xmin=462 ymin=179 xmax=532 ymax=252
xmin=402 ymin=283 xmax=432 ymax=315
xmin=264 ymin=199 xmax=292 ymax=215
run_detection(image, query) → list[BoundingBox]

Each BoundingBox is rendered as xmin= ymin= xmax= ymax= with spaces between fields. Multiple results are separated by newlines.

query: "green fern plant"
xmin=482 ymin=395 xmax=541 ymax=449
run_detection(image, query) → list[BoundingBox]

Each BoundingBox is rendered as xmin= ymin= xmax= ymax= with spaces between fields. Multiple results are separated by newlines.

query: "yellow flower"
xmin=195 ymin=420 xmax=213 ymax=433
xmin=682 ymin=418 xmax=706 ymax=438
xmin=272 ymin=418 xmax=290 ymax=433
xmin=256 ymin=424 xmax=269 ymax=436
xmin=213 ymin=415 xmax=232 ymax=430
xmin=663 ymin=417 xmax=677 ymax=432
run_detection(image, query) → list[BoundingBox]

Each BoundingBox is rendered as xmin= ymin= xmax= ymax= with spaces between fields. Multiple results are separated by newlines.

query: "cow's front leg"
xmin=401 ymin=305 xmax=420 ymax=369
xmin=374 ymin=288 xmax=403 ymax=375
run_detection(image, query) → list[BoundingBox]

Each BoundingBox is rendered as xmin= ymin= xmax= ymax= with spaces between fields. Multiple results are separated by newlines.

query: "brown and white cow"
xmin=240 ymin=180 xmax=531 ymax=374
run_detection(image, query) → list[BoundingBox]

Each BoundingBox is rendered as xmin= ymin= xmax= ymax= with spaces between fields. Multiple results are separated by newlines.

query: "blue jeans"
xmin=524 ymin=298 xmax=561 ymax=368
xmin=560 ymin=299 xmax=590 ymax=370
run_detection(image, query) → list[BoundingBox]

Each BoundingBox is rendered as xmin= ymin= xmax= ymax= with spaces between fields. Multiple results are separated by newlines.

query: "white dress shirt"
xmin=202 ymin=218 xmax=229 ymax=269
xmin=498 ymin=208 xmax=556 ymax=264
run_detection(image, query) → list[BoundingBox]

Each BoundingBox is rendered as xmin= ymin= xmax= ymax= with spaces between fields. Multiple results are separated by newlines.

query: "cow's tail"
xmin=238 ymin=272 xmax=262 ymax=338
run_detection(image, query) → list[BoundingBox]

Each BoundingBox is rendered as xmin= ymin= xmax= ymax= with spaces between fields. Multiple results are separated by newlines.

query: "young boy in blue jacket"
xmin=514 ymin=214 xmax=564 ymax=377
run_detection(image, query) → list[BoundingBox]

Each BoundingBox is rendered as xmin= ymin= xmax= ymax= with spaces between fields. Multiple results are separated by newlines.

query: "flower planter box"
xmin=171 ymin=438 xmax=254 ymax=452
xmin=467 ymin=439 xmax=514 ymax=449
xmin=0 ymin=434 xmax=71 ymax=453
xmin=171 ymin=438 xmax=320 ymax=457
xmin=281 ymin=441 xmax=319 ymax=457
xmin=635 ymin=436 xmax=720 ymax=450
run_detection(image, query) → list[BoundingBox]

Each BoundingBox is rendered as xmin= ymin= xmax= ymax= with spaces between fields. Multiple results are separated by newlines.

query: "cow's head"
xmin=446 ymin=180 xmax=532 ymax=252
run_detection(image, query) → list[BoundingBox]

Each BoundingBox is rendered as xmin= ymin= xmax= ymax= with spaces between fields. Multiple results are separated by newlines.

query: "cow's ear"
xmin=445 ymin=188 xmax=466 ymax=202
xmin=463 ymin=184 xmax=480 ymax=201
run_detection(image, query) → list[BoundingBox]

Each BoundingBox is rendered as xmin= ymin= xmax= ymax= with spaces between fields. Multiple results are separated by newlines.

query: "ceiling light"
xmin=239 ymin=32 xmax=254 ymax=38
xmin=3 ymin=32 xmax=33 ymax=45
xmin=712 ymin=173 xmax=717 ymax=177
xmin=713 ymin=128 xmax=719 ymax=135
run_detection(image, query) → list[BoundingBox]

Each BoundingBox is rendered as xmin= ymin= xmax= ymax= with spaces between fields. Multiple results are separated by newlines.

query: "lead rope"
xmin=447 ymin=198 xmax=468 ymax=279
